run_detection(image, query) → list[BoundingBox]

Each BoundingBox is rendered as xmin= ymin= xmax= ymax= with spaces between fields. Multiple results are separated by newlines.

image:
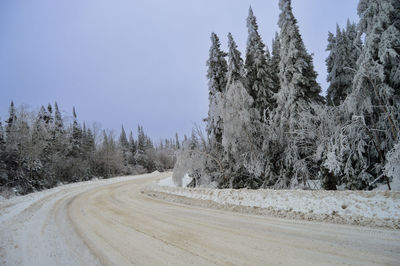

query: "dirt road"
xmin=1 ymin=172 xmax=400 ymax=265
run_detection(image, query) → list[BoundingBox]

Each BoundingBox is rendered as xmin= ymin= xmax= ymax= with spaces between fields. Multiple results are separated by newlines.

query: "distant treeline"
xmin=0 ymin=102 xmax=178 ymax=195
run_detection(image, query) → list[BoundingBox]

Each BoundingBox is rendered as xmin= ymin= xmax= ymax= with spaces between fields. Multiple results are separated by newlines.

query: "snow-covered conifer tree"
xmin=350 ymin=0 xmax=400 ymax=143
xmin=54 ymin=102 xmax=64 ymax=135
xmin=70 ymin=107 xmax=83 ymax=158
xmin=327 ymin=0 xmax=400 ymax=189
xmin=271 ymin=0 xmax=324 ymax=187
xmin=189 ymin=129 xmax=198 ymax=151
xmin=206 ymin=33 xmax=228 ymax=148
xmin=119 ymin=125 xmax=129 ymax=150
xmin=128 ymin=131 xmax=136 ymax=165
xmin=51 ymin=102 xmax=66 ymax=168
xmin=81 ymin=123 xmax=95 ymax=160
xmin=5 ymin=101 xmax=17 ymax=137
xmin=227 ymin=33 xmax=245 ymax=85
xmin=385 ymin=140 xmax=400 ymax=190
xmin=136 ymin=125 xmax=146 ymax=153
xmin=326 ymin=21 xmax=362 ymax=106
xmin=245 ymin=7 xmax=275 ymax=119
xmin=0 ymin=120 xmax=7 ymax=187
xmin=271 ymin=32 xmax=281 ymax=93
xmin=117 ymin=125 xmax=129 ymax=167
xmin=175 ymin=133 xmax=180 ymax=150
xmin=221 ymin=32 xmax=260 ymax=187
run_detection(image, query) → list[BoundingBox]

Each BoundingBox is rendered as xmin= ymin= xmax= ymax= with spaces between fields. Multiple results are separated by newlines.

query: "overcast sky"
xmin=0 ymin=0 xmax=359 ymax=140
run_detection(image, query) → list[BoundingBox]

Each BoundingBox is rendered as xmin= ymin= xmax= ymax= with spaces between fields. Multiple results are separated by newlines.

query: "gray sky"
xmin=0 ymin=0 xmax=359 ymax=140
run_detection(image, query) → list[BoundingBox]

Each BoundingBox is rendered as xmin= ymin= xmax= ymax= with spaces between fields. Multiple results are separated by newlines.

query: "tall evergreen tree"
xmin=128 ymin=131 xmax=136 ymax=165
xmin=0 ymin=120 xmax=4 ymax=154
xmin=175 ymin=133 xmax=180 ymax=150
xmin=29 ymin=106 xmax=51 ymax=188
xmin=70 ymin=107 xmax=83 ymax=158
xmin=328 ymin=0 xmax=400 ymax=189
xmin=119 ymin=125 xmax=129 ymax=150
xmin=227 ymin=33 xmax=245 ymax=85
xmin=326 ymin=21 xmax=362 ymax=106
xmin=82 ymin=123 xmax=95 ymax=158
xmin=136 ymin=125 xmax=146 ymax=153
xmin=245 ymin=7 xmax=275 ymax=120
xmin=44 ymin=103 xmax=53 ymax=126
xmin=206 ymin=32 xmax=228 ymax=148
xmin=54 ymin=102 xmax=64 ymax=135
xmin=271 ymin=32 xmax=281 ymax=93
xmin=350 ymin=0 xmax=400 ymax=140
xmin=0 ymin=120 xmax=7 ymax=186
xmin=271 ymin=0 xmax=324 ymax=187
xmin=189 ymin=129 xmax=198 ymax=151
xmin=6 ymin=101 xmax=17 ymax=137
xmin=51 ymin=101 xmax=66 ymax=165
xmin=223 ymin=31 xmax=262 ymax=188
xmin=119 ymin=125 xmax=129 ymax=166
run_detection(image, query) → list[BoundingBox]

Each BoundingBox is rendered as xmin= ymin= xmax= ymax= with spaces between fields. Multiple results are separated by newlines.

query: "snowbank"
xmin=158 ymin=174 xmax=192 ymax=187
xmin=147 ymin=180 xmax=400 ymax=229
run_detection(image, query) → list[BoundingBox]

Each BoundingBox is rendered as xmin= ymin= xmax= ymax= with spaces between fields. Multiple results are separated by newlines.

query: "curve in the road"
xmin=1 ymin=172 xmax=400 ymax=266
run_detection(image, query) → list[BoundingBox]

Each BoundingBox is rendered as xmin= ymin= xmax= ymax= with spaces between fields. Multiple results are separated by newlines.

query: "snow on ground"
xmin=0 ymin=173 xmax=155 ymax=222
xmin=374 ymin=180 xmax=400 ymax=192
xmin=149 ymin=176 xmax=400 ymax=229
xmin=0 ymin=172 xmax=162 ymax=266
xmin=158 ymin=174 xmax=192 ymax=187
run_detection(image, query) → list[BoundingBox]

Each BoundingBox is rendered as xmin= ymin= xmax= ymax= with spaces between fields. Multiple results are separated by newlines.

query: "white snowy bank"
xmin=147 ymin=176 xmax=400 ymax=229
xmin=158 ymin=174 xmax=192 ymax=188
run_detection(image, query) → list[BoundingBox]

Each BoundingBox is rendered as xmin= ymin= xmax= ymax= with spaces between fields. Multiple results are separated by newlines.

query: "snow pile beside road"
xmin=158 ymin=174 xmax=192 ymax=187
xmin=146 ymin=179 xmax=400 ymax=229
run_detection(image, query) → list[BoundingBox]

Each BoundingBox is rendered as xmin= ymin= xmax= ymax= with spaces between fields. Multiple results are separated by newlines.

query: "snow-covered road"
xmin=1 ymin=172 xmax=400 ymax=265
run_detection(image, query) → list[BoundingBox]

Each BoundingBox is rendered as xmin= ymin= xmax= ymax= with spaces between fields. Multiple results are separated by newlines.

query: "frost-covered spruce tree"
xmin=5 ymin=101 xmax=17 ymax=137
xmin=51 ymin=102 xmax=67 ymax=177
xmin=206 ymin=33 xmax=228 ymax=148
xmin=119 ymin=125 xmax=129 ymax=150
xmin=222 ymin=81 xmax=257 ymax=188
xmin=128 ymin=131 xmax=136 ymax=165
xmin=70 ymin=107 xmax=83 ymax=158
xmin=385 ymin=140 xmax=400 ymax=189
xmin=136 ymin=125 xmax=146 ymax=154
xmin=351 ymin=0 xmax=400 ymax=143
xmin=4 ymin=102 xmax=19 ymax=182
xmin=29 ymin=106 xmax=51 ymax=188
xmin=227 ymin=33 xmax=245 ymax=85
xmin=175 ymin=133 xmax=180 ymax=149
xmin=326 ymin=21 xmax=362 ymax=106
xmin=245 ymin=7 xmax=275 ymax=119
xmin=54 ymin=102 xmax=64 ymax=135
xmin=45 ymin=103 xmax=53 ymax=126
xmin=119 ymin=125 xmax=129 ymax=168
xmin=0 ymin=120 xmax=7 ymax=187
xmin=4 ymin=104 xmax=32 ymax=192
xmin=64 ymin=107 xmax=88 ymax=182
xmin=326 ymin=0 xmax=400 ymax=190
xmin=220 ymin=33 xmax=260 ymax=188
xmin=189 ymin=129 xmax=198 ymax=151
xmin=82 ymin=124 xmax=95 ymax=157
xmin=271 ymin=0 xmax=324 ymax=188
xmin=271 ymin=32 xmax=281 ymax=93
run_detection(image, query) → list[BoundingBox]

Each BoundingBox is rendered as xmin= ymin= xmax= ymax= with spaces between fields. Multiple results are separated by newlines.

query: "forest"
xmin=173 ymin=0 xmax=400 ymax=191
xmin=1 ymin=0 xmax=399 ymax=195
xmin=0 ymin=102 xmax=178 ymax=195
